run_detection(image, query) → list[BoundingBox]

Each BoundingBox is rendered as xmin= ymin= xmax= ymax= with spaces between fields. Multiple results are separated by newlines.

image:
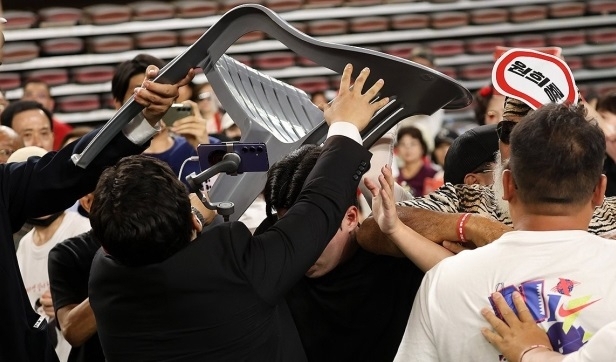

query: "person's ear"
xmin=463 ymin=173 xmax=479 ymax=185
xmin=191 ymin=212 xmax=203 ymax=234
xmin=341 ymin=205 xmax=359 ymax=233
xmin=79 ymin=193 xmax=94 ymax=213
xmin=592 ymin=174 xmax=607 ymax=207
xmin=502 ymin=169 xmax=516 ymax=201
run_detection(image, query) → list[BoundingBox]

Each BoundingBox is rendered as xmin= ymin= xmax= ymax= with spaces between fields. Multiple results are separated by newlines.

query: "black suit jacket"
xmin=0 ymin=130 xmax=146 ymax=362
xmin=89 ymin=135 xmax=372 ymax=362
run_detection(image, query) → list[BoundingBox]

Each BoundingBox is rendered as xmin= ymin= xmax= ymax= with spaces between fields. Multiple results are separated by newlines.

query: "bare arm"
xmin=56 ymin=299 xmax=97 ymax=347
xmin=363 ymin=166 xmax=454 ymax=272
xmin=357 ymin=206 xmax=512 ymax=257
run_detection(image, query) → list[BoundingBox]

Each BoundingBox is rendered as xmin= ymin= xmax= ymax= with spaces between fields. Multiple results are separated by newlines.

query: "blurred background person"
xmin=1 ymin=100 xmax=55 ymax=152
xmin=394 ymin=126 xmax=437 ymax=196
xmin=596 ymin=92 xmax=616 ymax=197
xmin=0 ymin=125 xmax=23 ymax=164
xmin=21 ymin=79 xmax=72 ymax=151
xmin=112 ymin=54 xmax=209 ymax=186
xmin=10 ymin=146 xmax=92 ymax=362
xmin=193 ymin=82 xmax=224 ymax=135
xmin=473 ymin=84 xmax=505 ymax=126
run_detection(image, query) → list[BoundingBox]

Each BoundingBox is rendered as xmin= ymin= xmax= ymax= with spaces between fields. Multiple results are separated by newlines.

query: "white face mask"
xmin=491 ymin=151 xmax=510 ymax=217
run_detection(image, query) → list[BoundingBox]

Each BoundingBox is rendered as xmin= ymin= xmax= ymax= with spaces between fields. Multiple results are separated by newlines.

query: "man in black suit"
xmin=87 ymin=64 xmax=389 ymax=361
xmin=0 ymin=37 xmax=196 ymax=362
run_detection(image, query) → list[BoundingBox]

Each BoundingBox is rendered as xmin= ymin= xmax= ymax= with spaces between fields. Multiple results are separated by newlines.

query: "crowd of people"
xmin=0 ymin=14 xmax=616 ymax=362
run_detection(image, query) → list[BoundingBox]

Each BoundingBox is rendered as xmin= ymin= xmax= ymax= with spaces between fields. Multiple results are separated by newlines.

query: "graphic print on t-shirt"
xmin=489 ymin=277 xmax=602 ymax=359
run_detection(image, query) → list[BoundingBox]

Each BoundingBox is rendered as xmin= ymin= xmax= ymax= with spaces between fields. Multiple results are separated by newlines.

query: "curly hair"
xmin=263 ymin=144 xmax=322 ymax=217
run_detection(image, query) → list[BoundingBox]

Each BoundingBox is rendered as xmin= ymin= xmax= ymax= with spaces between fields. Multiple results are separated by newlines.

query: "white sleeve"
xmin=121 ymin=113 xmax=159 ymax=145
xmin=394 ymin=270 xmax=439 ymax=362
xmin=326 ymin=122 xmax=361 ymax=144
xmin=561 ymin=320 xmax=616 ymax=362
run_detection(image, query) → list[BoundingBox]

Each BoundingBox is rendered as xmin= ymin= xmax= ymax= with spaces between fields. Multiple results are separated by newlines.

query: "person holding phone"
xmin=88 ymin=64 xmax=388 ymax=361
xmin=0 ymin=27 xmax=195 ymax=361
xmin=111 ymin=54 xmax=213 ymax=186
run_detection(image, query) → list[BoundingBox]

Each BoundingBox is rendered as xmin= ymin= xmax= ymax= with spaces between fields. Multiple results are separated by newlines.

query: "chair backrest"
xmin=72 ymin=4 xmax=472 ymax=220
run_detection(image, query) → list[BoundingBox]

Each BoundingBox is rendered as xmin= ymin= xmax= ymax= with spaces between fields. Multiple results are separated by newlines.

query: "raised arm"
xmin=363 ymin=165 xmax=453 ymax=272
xmin=245 ymin=64 xmax=390 ymax=302
xmin=4 ymin=66 xmax=196 ymax=229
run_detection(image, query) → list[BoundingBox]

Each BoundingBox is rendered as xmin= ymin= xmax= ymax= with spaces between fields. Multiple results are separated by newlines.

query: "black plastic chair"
xmin=73 ymin=4 xmax=472 ymax=220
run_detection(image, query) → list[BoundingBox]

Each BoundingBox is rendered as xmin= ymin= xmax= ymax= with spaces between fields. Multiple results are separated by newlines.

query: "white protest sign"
xmin=492 ymin=48 xmax=577 ymax=110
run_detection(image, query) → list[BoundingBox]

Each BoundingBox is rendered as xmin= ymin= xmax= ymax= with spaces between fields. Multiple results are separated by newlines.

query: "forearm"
xmin=357 ymin=216 xmax=406 ymax=257
xmin=387 ymin=220 xmax=454 ymax=272
xmin=357 ymin=207 xmax=458 ymax=256
xmin=357 ymin=207 xmax=511 ymax=256
xmin=58 ymin=299 xmax=97 ymax=347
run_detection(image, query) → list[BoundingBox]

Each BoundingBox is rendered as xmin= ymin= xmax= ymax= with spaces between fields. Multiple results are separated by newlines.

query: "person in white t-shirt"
xmin=17 ymin=209 xmax=91 ymax=362
xmin=481 ymin=290 xmax=616 ymax=362
xmin=367 ymin=103 xmax=616 ymax=361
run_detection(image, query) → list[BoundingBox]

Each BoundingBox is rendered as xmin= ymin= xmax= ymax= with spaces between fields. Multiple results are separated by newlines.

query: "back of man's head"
xmin=263 ymin=144 xmax=322 ymax=217
xmin=111 ymin=54 xmax=166 ymax=104
xmin=0 ymin=100 xmax=53 ymax=130
xmin=90 ymin=155 xmax=193 ymax=266
xmin=509 ymin=103 xmax=605 ymax=209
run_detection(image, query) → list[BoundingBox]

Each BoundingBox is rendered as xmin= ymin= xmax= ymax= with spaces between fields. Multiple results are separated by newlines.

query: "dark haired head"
xmin=0 ymin=100 xmax=53 ymax=130
xmin=509 ymin=103 xmax=605 ymax=210
xmin=111 ymin=54 xmax=166 ymax=103
xmin=596 ymin=92 xmax=616 ymax=115
xmin=263 ymin=144 xmax=322 ymax=217
xmin=397 ymin=126 xmax=428 ymax=157
xmin=90 ymin=155 xmax=193 ymax=266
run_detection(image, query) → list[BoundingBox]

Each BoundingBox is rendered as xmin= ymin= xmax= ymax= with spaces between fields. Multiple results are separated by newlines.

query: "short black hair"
xmin=596 ymin=92 xmax=616 ymax=114
xmin=397 ymin=126 xmax=428 ymax=157
xmin=509 ymin=103 xmax=605 ymax=209
xmin=0 ymin=100 xmax=53 ymax=130
xmin=111 ymin=54 xmax=166 ymax=104
xmin=90 ymin=155 xmax=193 ymax=266
xmin=263 ymin=144 xmax=322 ymax=217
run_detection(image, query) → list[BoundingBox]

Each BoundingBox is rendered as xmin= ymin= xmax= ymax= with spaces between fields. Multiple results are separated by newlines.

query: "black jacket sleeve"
xmin=2 ymin=129 xmax=148 ymax=232
xmin=236 ymin=135 xmax=372 ymax=304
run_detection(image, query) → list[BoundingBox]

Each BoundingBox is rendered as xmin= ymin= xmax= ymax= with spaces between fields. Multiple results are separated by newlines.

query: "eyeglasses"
xmin=496 ymin=120 xmax=517 ymax=145
xmin=0 ymin=149 xmax=15 ymax=162
xmin=198 ymin=92 xmax=212 ymax=101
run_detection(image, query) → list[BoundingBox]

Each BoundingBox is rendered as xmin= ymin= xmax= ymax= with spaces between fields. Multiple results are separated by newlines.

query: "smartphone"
xmin=162 ymin=103 xmax=193 ymax=126
xmin=197 ymin=142 xmax=269 ymax=173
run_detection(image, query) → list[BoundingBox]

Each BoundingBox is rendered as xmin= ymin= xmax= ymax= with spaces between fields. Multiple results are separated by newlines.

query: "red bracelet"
xmin=518 ymin=344 xmax=553 ymax=362
xmin=456 ymin=213 xmax=471 ymax=242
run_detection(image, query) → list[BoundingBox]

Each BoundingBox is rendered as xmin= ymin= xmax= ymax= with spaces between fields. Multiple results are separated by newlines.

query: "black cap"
xmin=444 ymin=124 xmax=499 ymax=185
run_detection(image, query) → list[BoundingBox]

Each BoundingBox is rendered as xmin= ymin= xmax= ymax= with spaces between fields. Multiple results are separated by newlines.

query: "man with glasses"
xmin=0 ymin=125 xmax=23 ymax=164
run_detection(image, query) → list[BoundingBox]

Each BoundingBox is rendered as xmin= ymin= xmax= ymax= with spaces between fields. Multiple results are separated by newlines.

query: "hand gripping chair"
xmin=72 ymin=4 xmax=472 ymax=221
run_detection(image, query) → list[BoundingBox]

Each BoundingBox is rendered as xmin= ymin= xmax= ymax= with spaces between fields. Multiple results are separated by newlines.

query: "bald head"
xmin=0 ymin=125 xmax=23 ymax=163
